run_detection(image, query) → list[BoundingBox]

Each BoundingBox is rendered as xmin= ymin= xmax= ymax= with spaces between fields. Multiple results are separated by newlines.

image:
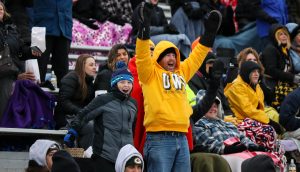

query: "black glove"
xmin=183 ymin=2 xmax=208 ymax=20
xmin=266 ymin=17 xmax=278 ymax=24
xmin=94 ymin=11 xmax=109 ymax=23
xmin=268 ymin=119 xmax=283 ymax=134
xmin=248 ymin=144 xmax=268 ymax=152
xmin=108 ymin=15 xmax=127 ymax=26
xmin=209 ymin=59 xmax=224 ymax=81
xmin=199 ymin=10 xmax=222 ymax=47
xmin=137 ymin=2 xmax=153 ymax=40
xmin=224 ymin=143 xmax=247 ymax=154
xmin=78 ymin=18 xmax=99 ymax=30
xmin=164 ymin=24 xmax=179 ymax=34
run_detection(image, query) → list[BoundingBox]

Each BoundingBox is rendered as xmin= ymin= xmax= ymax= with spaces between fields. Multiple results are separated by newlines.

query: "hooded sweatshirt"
xmin=51 ymin=150 xmax=81 ymax=172
xmin=29 ymin=139 xmax=60 ymax=167
xmin=115 ymin=144 xmax=144 ymax=172
xmin=135 ymin=39 xmax=210 ymax=132
xmin=224 ymin=61 xmax=269 ymax=124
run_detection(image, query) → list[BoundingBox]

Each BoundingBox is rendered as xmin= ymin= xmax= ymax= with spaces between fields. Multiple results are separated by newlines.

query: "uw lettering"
xmin=162 ymin=73 xmax=186 ymax=90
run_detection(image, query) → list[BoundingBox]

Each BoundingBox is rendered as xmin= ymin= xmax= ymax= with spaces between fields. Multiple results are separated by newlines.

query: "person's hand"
xmin=224 ymin=143 xmax=247 ymax=154
xmin=268 ymin=119 xmax=283 ymax=134
xmin=31 ymin=46 xmax=42 ymax=57
xmin=17 ymin=72 xmax=36 ymax=81
xmin=164 ymin=24 xmax=179 ymax=34
xmin=137 ymin=2 xmax=153 ymax=40
xmin=248 ymin=144 xmax=268 ymax=152
xmin=209 ymin=59 xmax=224 ymax=81
xmin=199 ymin=10 xmax=222 ymax=47
xmin=182 ymin=2 xmax=193 ymax=16
xmin=64 ymin=128 xmax=78 ymax=148
xmin=108 ymin=16 xmax=127 ymax=26
xmin=78 ymin=18 xmax=99 ymax=30
xmin=267 ymin=17 xmax=278 ymax=24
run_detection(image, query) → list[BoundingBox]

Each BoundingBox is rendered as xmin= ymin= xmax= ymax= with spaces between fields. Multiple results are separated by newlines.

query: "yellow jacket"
xmin=224 ymin=75 xmax=269 ymax=124
xmin=135 ymin=39 xmax=210 ymax=132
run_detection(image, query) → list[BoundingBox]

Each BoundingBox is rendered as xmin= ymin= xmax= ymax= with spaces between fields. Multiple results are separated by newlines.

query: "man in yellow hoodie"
xmin=135 ymin=2 xmax=222 ymax=172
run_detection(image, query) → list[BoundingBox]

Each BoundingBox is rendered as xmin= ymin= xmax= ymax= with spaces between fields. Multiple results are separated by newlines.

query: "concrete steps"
xmin=0 ymin=151 xmax=28 ymax=172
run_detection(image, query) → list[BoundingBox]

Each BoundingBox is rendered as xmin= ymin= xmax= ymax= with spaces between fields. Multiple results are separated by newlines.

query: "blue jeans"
xmin=144 ymin=132 xmax=191 ymax=172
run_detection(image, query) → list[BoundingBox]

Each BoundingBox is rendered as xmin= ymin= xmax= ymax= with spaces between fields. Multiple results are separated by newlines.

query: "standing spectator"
xmin=0 ymin=1 xmax=41 ymax=119
xmin=54 ymin=54 xmax=96 ymax=149
xmin=128 ymin=40 xmax=155 ymax=154
xmin=26 ymin=139 xmax=60 ymax=172
xmin=135 ymin=1 xmax=222 ymax=170
xmin=115 ymin=144 xmax=144 ymax=172
xmin=94 ymin=44 xmax=129 ymax=92
xmin=64 ymin=62 xmax=137 ymax=172
xmin=33 ymin=0 xmax=72 ymax=87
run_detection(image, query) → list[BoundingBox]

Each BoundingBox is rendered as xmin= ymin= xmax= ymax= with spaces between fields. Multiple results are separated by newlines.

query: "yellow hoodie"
xmin=135 ymin=39 xmax=210 ymax=132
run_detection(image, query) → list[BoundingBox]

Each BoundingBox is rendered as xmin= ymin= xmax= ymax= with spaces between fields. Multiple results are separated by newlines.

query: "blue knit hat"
xmin=111 ymin=61 xmax=133 ymax=87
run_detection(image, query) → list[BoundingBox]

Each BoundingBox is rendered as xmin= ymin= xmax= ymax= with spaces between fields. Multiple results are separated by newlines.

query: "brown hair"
xmin=0 ymin=2 xmax=11 ymax=21
xmin=74 ymin=54 xmax=95 ymax=101
xmin=25 ymin=160 xmax=49 ymax=172
xmin=237 ymin=47 xmax=265 ymax=74
xmin=107 ymin=44 xmax=129 ymax=71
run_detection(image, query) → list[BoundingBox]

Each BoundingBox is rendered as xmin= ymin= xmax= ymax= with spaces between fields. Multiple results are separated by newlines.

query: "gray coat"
xmin=71 ymin=90 xmax=137 ymax=162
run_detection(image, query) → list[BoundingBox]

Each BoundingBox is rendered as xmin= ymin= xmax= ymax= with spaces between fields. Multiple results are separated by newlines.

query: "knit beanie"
xmin=241 ymin=155 xmax=276 ymax=172
xmin=157 ymin=47 xmax=176 ymax=62
xmin=111 ymin=61 xmax=133 ymax=87
xmin=51 ymin=150 xmax=81 ymax=172
xmin=239 ymin=61 xmax=260 ymax=84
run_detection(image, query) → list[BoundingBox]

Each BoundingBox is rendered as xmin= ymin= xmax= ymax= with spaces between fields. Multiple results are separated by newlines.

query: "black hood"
xmin=51 ymin=150 xmax=81 ymax=172
xmin=269 ymin=23 xmax=288 ymax=46
xmin=239 ymin=61 xmax=260 ymax=84
xmin=198 ymin=52 xmax=217 ymax=78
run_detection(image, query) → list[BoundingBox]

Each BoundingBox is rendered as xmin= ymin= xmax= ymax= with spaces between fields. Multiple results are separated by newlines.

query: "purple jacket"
xmin=0 ymin=80 xmax=56 ymax=129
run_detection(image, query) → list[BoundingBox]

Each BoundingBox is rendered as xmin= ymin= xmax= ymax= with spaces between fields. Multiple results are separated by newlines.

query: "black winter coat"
xmin=54 ymin=71 xmax=95 ymax=129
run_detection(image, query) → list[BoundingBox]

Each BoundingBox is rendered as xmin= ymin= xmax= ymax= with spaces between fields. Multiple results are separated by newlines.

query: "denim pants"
xmin=144 ymin=132 xmax=191 ymax=172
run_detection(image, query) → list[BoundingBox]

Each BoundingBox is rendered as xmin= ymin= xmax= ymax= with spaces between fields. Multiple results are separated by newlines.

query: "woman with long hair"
xmin=94 ymin=44 xmax=129 ymax=91
xmin=54 ymin=54 xmax=96 ymax=149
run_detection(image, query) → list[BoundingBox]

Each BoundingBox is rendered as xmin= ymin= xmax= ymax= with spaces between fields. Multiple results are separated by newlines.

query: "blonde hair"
xmin=275 ymin=28 xmax=291 ymax=49
xmin=0 ymin=2 xmax=11 ymax=21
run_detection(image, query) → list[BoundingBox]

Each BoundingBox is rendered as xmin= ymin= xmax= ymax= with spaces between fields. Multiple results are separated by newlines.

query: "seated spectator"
xmin=71 ymin=0 xmax=133 ymax=47
xmin=241 ymin=154 xmax=277 ymax=172
xmin=26 ymin=139 xmax=60 ymax=172
xmin=261 ymin=24 xmax=299 ymax=110
xmin=193 ymin=92 xmax=262 ymax=155
xmin=54 ymin=54 xmax=96 ymax=149
xmin=286 ymin=23 xmax=300 ymax=73
xmin=115 ymin=144 xmax=144 ymax=172
xmin=64 ymin=62 xmax=137 ymax=172
xmin=224 ymin=61 xmax=282 ymax=134
xmin=94 ymin=44 xmax=129 ymax=91
xmin=0 ymin=1 xmax=41 ymax=119
xmin=279 ymin=88 xmax=300 ymax=132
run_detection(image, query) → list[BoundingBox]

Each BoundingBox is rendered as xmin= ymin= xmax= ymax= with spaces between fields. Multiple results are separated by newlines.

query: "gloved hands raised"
xmin=64 ymin=128 xmax=78 ymax=148
xmin=199 ymin=10 xmax=222 ymax=47
xmin=209 ymin=59 xmax=224 ymax=81
xmin=137 ymin=2 xmax=153 ymax=40
xmin=224 ymin=143 xmax=247 ymax=154
xmin=78 ymin=18 xmax=99 ymax=30
xmin=164 ymin=24 xmax=179 ymax=34
xmin=248 ymin=144 xmax=268 ymax=152
xmin=268 ymin=119 xmax=283 ymax=134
